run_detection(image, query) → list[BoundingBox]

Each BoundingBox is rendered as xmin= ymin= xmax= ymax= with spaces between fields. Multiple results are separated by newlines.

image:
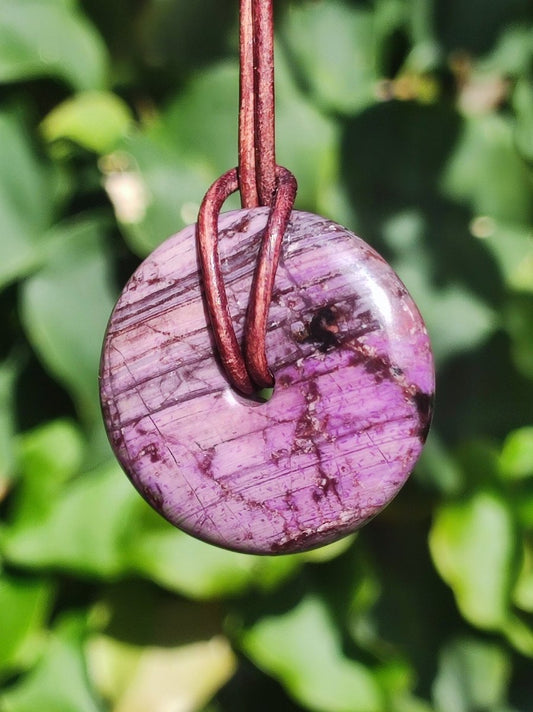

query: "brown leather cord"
xmin=197 ymin=168 xmax=255 ymax=396
xmin=251 ymin=0 xmax=277 ymax=206
xmin=244 ymin=166 xmax=297 ymax=388
xmin=196 ymin=0 xmax=297 ymax=395
xmin=238 ymin=0 xmax=259 ymax=208
xmin=238 ymin=0 xmax=277 ymax=208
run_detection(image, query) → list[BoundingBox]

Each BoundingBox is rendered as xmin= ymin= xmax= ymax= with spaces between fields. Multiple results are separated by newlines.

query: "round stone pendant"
xmin=100 ymin=209 xmax=434 ymax=554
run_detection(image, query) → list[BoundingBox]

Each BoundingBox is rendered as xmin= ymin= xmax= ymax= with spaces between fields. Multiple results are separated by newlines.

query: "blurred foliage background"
xmin=1 ymin=0 xmax=533 ymax=710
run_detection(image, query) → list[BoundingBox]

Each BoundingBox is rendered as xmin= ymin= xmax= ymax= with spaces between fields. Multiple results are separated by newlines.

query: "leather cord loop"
xmin=196 ymin=0 xmax=297 ymax=395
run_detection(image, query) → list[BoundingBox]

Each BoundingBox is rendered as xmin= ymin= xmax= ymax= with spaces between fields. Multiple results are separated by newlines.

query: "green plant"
xmin=1 ymin=1 xmax=533 ymax=710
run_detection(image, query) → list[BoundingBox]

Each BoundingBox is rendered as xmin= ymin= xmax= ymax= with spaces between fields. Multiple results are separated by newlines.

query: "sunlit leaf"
xmin=128 ymin=512 xmax=260 ymax=599
xmin=376 ymin=660 xmax=434 ymax=712
xmin=513 ymin=543 xmax=533 ymax=613
xmin=0 ymin=110 xmax=56 ymax=289
xmin=159 ymin=52 xmax=337 ymax=205
xmin=41 ymin=91 xmax=133 ymax=154
xmin=126 ymin=506 xmax=300 ymax=599
xmin=481 ymin=24 xmax=533 ymax=76
xmin=4 ymin=460 xmax=136 ymax=577
xmin=1 ymin=614 xmax=104 ymax=712
xmin=441 ymin=114 xmax=533 ymax=225
xmin=502 ymin=615 xmax=533 ymax=658
xmin=301 ymin=535 xmax=356 ymax=564
xmin=478 ymin=221 xmax=533 ymax=294
xmin=87 ymin=634 xmax=236 ymax=712
xmin=20 ymin=218 xmax=116 ymax=423
xmin=0 ymin=0 xmax=108 ymax=90
xmin=429 ymin=491 xmax=518 ymax=629
xmin=241 ymin=594 xmax=383 ymax=712
xmin=432 ymin=637 xmax=510 ymax=712
xmin=0 ymin=571 xmax=53 ymax=677
xmin=281 ymin=0 xmax=377 ymax=115
xmin=513 ymin=76 xmax=533 ymax=162
xmin=0 ymin=358 xmax=17 ymax=496
xmin=500 ymin=427 xmax=533 ymax=480
xmin=10 ymin=418 xmax=84 ymax=524
xmin=160 ymin=61 xmax=239 ymax=179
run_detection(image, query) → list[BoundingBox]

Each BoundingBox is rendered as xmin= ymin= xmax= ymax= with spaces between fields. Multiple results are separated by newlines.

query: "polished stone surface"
xmin=100 ymin=209 xmax=434 ymax=554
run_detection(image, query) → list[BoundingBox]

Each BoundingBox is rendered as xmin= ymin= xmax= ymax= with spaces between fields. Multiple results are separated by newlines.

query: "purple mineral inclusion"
xmin=100 ymin=209 xmax=434 ymax=554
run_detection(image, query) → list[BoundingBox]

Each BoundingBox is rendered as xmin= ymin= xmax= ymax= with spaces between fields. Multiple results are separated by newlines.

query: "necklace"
xmin=100 ymin=0 xmax=434 ymax=555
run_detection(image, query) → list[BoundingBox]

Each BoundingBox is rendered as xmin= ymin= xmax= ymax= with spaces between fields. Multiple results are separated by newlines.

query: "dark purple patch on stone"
xmin=307 ymin=305 xmax=340 ymax=351
xmin=412 ymin=390 xmax=434 ymax=440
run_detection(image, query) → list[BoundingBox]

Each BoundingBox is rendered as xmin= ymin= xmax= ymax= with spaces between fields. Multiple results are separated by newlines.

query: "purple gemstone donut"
xmin=100 ymin=209 xmax=434 ymax=554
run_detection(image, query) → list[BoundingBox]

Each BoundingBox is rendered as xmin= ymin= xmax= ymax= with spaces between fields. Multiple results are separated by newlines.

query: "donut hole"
xmin=229 ymin=382 xmax=276 ymax=408
xmin=256 ymin=386 xmax=274 ymax=402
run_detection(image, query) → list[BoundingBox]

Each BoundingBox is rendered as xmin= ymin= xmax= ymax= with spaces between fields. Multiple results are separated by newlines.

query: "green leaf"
xmin=11 ymin=419 xmax=84 ymax=525
xmin=0 ymin=0 xmax=108 ymax=90
xmin=481 ymin=24 xmax=533 ymax=76
xmin=275 ymin=48 xmax=338 ymax=211
xmin=393 ymin=258 xmax=497 ymax=364
xmin=0 ymin=358 xmax=17 ymax=494
xmin=387 ymin=694 xmax=435 ymax=712
xmin=301 ymin=535 xmax=356 ymax=564
xmin=432 ymin=637 xmax=510 ymax=712
xmin=0 ymin=110 xmax=56 ymax=289
xmin=160 ymin=62 xmax=239 ymax=181
xmin=0 ymin=571 xmax=53 ymax=677
xmin=441 ymin=114 xmax=533 ymax=225
xmin=6 ymin=434 xmax=301 ymax=590
xmin=513 ymin=543 xmax=533 ymax=613
xmin=4 ymin=461 xmax=137 ymax=578
xmin=136 ymin=0 xmax=235 ymax=79
xmin=433 ymin=0 xmax=532 ymax=57
xmin=20 ymin=218 xmax=117 ymax=423
xmin=476 ymin=221 xmax=533 ymax=294
xmin=281 ymin=0 xmax=377 ymax=115
xmin=87 ymin=634 xmax=236 ymax=712
xmin=2 ymin=2 xmax=533 ymax=709
xmin=414 ymin=432 xmax=464 ymax=495
xmin=41 ymin=91 xmax=133 ymax=154
xmin=128 ymin=512 xmax=260 ymax=599
xmin=454 ymin=440 xmax=502 ymax=490
xmin=126 ymin=506 xmax=300 ymax=599
xmin=429 ymin=491 xmax=518 ymax=629
xmin=514 ymin=77 xmax=533 ymax=163
xmin=505 ymin=295 xmax=533 ymax=381
xmin=1 ymin=614 xmax=104 ymax=712
xmin=500 ymin=427 xmax=533 ymax=480
xmin=103 ymin=139 xmax=208 ymax=256
xmin=501 ymin=614 xmax=533 ymax=658
xmin=241 ymin=594 xmax=383 ymax=712
xmin=343 ymin=102 xmax=461 ymax=224
xmin=376 ymin=660 xmax=434 ymax=712
xmin=515 ymin=493 xmax=533 ymax=530
xmin=116 ymin=58 xmax=336 ymax=255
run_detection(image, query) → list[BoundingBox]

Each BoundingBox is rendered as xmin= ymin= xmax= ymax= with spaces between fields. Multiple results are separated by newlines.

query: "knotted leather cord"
xmin=196 ymin=0 xmax=297 ymax=396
